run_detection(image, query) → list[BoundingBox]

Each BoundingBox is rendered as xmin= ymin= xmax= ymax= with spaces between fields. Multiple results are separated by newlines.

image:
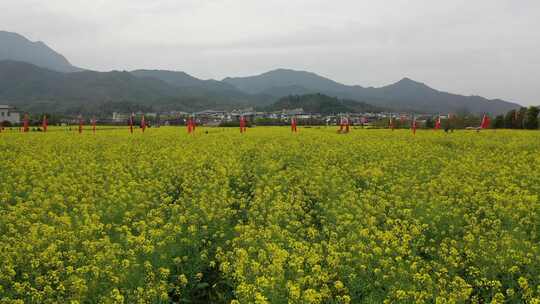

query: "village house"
xmin=112 ymin=112 xmax=130 ymax=122
xmin=0 ymin=105 xmax=21 ymax=124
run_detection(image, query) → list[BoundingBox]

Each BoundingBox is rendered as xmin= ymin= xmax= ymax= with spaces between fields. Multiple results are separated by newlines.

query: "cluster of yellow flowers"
xmin=1 ymin=127 xmax=540 ymax=303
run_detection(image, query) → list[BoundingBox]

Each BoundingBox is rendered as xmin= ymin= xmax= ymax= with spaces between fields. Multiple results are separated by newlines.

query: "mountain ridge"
xmin=131 ymin=69 xmax=242 ymax=93
xmin=223 ymin=69 xmax=521 ymax=114
xmin=0 ymin=30 xmax=82 ymax=72
xmin=0 ymin=31 xmax=523 ymax=115
xmin=0 ymin=60 xmax=257 ymax=114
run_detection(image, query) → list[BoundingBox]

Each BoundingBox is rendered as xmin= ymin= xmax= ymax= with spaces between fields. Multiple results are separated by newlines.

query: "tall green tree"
xmin=518 ymin=107 xmax=528 ymax=129
xmin=504 ymin=110 xmax=516 ymax=128
xmin=494 ymin=115 xmax=505 ymax=129
xmin=525 ymin=106 xmax=539 ymax=129
xmin=504 ymin=109 xmax=526 ymax=129
xmin=425 ymin=117 xmax=434 ymax=128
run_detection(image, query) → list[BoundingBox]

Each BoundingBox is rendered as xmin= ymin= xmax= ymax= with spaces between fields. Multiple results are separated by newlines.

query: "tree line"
xmin=492 ymin=106 xmax=540 ymax=129
xmin=372 ymin=106 xmax=539 ymax=130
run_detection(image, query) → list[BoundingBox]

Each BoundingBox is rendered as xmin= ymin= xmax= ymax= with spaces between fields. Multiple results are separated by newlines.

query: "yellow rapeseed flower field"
xmin=1 ymin=127 xmax=540 ymax=303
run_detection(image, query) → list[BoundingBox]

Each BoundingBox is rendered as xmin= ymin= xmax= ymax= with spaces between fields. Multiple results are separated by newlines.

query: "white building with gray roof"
xmin=0 ymin=105 xmax=21 ymax=124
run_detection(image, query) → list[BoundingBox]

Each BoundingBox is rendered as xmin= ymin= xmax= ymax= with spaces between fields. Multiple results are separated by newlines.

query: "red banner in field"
xmin=92 ymin=117 xmax=96 ymax=134
xmin=480 ymin=114 xmax=490 ymax=129
xmin=78 ymin=115 xmax=83 ymax=134
xmin=141 ymin=115 xmax=146 ymax=133
xmin=23 ymin=114 xmax=29 ymax=132
xmin=240 ymin=116 xmax=246 ymax=133
xmin=291 ymin=117 xmax=297 ymax=133
xmin=339 ymin=117 xmax=350 ymax=133
xmin=187 ymin=117 xmax=193 ymax=134
xmin=42 ymin=115 xmax=48 ymax=132
xmin=435 ymin=116 xmax=441 ymax=130
xmin=129 ymin=113 xmax=134 ymax=134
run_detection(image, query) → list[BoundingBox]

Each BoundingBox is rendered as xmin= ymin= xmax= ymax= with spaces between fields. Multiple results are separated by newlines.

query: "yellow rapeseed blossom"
xmin=1 ymin=127 xmax=540 ymax=303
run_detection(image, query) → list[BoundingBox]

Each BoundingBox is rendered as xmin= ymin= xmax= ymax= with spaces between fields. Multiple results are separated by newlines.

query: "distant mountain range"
xmin=0 ymin=30 xmax=522 ymax=115
xmin=0 ymin=61 xmax=260 ymax=114
xmin=224 ymin=69 xmax=520 ymax=114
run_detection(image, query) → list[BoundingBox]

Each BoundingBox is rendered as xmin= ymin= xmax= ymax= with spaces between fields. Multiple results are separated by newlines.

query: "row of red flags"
xmin=4 ymin=113 xmax=492 ymax=135
xmin=389 ymin=114 xmax=490 ymax=134
xmin=389 ymin=116 xmax=418 ymax=133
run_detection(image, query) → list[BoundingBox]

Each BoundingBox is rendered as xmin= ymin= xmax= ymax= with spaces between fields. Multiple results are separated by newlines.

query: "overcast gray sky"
xmin=1 ymin=0 xmax=539 ymax=105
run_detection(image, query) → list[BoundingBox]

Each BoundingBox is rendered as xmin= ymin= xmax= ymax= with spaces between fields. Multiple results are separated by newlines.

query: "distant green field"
xmin=1 ymin=127 xmax=540 ymax=303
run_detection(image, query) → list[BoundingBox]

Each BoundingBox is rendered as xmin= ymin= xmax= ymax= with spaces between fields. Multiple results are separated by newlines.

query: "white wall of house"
xmin=0 ymin=106 xmax=21 ymax=124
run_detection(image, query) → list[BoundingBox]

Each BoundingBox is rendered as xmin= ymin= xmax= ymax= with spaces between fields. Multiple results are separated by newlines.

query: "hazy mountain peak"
xmin=223 ymin=68 xmax=346 ymax=94
xmin=262 ymin=68 xmax=335 ymax=80
xmin=265 ymin=68 xmax=298 ymax=73
xmin=132 ymin=69 xmax=195 ymax=79
xmin=0 ymin=30 xmax=81 ymax=72
xmin=264 ymin=68 xmax=316 ymax=75
xmin=394 ymin=77 xmax=430 ymax=87
xmin=130 ymin=69 xmax=242 ymax=93
xmin=398 ymin=76 xmax=414 ymax=83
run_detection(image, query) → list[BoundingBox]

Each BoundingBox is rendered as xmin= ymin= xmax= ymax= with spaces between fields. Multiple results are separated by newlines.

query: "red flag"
xmin=187 ymin=118 xmax=191 ymax=134
xmin=480 ymin=114 xmax=490 ymax=129
xmin=187 ymin=117 xmax=195 ymax=134
xmin=129 ymin=113 xmax=134 ymax=134
xmin=92 ymin=117 xmax=96 ymax=134
xmin=42 ymin=115 xmax=48 ymax=132
xmin=435 ymin=116 xmax=441 ymax=130
xmin=291 ymin=117 xmax=297 ymax=133
xmin=412 ymin=117 xmax=417 ymax=135
xmin=78 ymin=115 xmax=83 ymax=133
xmin=141 ymin=115 xmax=146 ymax=133
xmin=239 ymin=116 xmax=245 ymax=133
xmin=23 ymin=114 xmax=29 ymax=132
